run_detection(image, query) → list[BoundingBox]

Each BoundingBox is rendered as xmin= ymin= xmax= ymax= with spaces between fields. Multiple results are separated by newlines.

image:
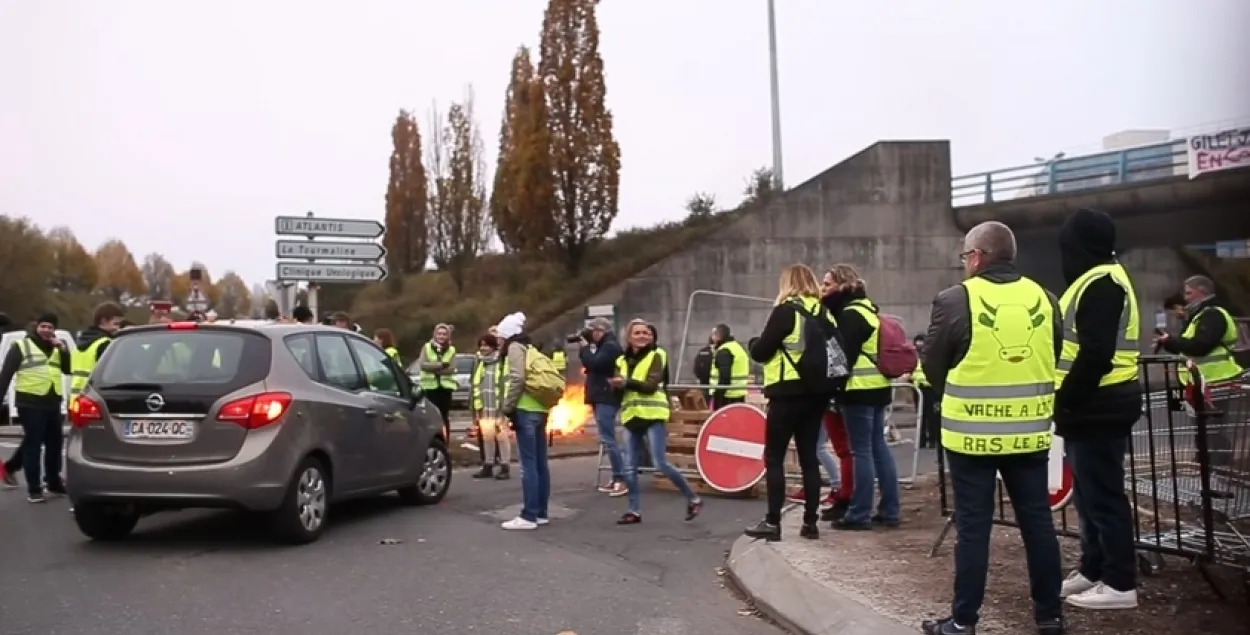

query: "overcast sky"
xmin=2 ymin=0 xmax=1248 ymax=288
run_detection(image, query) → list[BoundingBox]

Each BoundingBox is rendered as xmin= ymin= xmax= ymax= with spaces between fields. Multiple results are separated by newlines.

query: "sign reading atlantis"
xmin=277 ymin=263 xmax=387 ymax=283
xmin=274 ymin=216 xmax=385 ymax=239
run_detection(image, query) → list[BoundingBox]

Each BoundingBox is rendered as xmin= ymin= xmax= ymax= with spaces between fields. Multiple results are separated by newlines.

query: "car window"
xmin=95 ymin=330 xmax=269 ymax=391
xmin=315 ymin=334 xmax=364 ymax=392
xmin=348 ymin=338 xmax=402 ymax=398
xmin=284 ymin=334 xmax=318 ymax=379
xmin=453 ymin=356 xmax=475 ymax=374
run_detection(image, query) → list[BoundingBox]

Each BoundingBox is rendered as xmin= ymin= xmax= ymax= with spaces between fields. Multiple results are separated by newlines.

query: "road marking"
xmin=705 ymin=435 xmax=765 ymax=460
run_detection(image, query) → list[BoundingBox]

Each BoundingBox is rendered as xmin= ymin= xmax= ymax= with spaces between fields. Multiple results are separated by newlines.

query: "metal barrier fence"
xmin=950 ymin=138 xmax=1187 ymax=207
xmin=593 ymin=381 xmax=928 ymax=490
xmin=929 ymin=356 xmax=1250 ymax=600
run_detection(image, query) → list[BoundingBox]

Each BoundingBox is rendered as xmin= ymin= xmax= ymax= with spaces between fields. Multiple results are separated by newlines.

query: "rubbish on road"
xmin=460 ymin=442 xmax=480 ymax=452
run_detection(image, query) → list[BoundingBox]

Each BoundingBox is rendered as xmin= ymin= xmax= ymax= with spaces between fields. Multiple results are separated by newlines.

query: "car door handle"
xmin=364 ymin=408 xmax=380 ymax=417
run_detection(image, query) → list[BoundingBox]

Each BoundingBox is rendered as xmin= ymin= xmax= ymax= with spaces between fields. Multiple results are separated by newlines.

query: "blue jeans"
xmin=816 ymin=423 xmax=840 ymax=488
xmin=622 ymin=422 xmax=696 ymax=514
xmin=594 ymin=403 xmax=625 ymax=481
xmin=842 ymin=404 xmax=899 ymax=524
xmin=513 ymin=410 xmax=551 ymax=522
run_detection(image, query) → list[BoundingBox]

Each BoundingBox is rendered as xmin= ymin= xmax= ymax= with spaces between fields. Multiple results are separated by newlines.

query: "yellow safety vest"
xmin=654 ymin=346 xmax=669 ymax=386
xmin=1055 ymin=263 xmax=1140 ymax=390
xmin=761 ymin=296 xmax=832 ymax=387
xmin=616 ymin=350 xmax=670 ymax=424
xmin=845 ymin=298 xmax=891 ymax=391
xmin=912 ymin=364 xmax=929 ymax=388
xmin=1178 ymin=305 xmax=1244 ymax=385
xmin=941 ymin=276 xmax=1056 ymax=456
xmin=70 ymin=337 xmax=109 ymax=396
xmin=470 ymin=357 xmax=509 ymax=410
xmin=14 ymin=338 xmax=63 ymax=397
xmin=385 ymin=346 xmax=401 ymax=366
xmin=551 ymin=350 xmax=566 ymax=372
xmin=709 ymin=340 xmax=750 ymax=398
xmin=419 ymin=343 xmax=458 ymax=390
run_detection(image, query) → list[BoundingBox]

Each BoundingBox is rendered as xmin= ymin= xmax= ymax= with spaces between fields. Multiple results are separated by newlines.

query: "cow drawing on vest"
xmin=977 ymin=297 xmax=1047 ymax=363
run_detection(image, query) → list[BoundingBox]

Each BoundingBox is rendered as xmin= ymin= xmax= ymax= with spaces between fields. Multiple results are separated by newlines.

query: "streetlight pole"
xmin=767 ymin=0 xmax=784 ymax=191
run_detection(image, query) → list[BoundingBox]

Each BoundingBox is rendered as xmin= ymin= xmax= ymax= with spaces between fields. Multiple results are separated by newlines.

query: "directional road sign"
xmin=275 ymin=216 xmax=385 ymax=239
xmin=695 ymin=404 xmax=768 ymax=493
xmin=276 ymin=262 xmax=388 ymax=283
xmin=275 ymin=240 xmax=386 ymax=261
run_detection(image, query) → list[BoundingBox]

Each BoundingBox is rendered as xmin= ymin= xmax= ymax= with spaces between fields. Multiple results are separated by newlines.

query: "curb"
xmin=726 ymin=517 xmax=914 ymax=635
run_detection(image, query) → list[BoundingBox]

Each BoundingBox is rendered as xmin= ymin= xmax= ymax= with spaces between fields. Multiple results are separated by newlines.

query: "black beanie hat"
xmin=1059 ymin=208 xmax=1116 ymax=259
xmin=34 ymin=312 xmax=58 ymax=328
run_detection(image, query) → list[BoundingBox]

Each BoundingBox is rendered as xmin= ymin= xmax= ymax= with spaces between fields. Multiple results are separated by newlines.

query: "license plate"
xmin=123 ymin=420 xmax=195 ymax=440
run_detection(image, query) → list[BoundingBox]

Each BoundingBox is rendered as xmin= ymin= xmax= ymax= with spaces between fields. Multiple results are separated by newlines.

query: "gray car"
xmin=65 ymin=321 xmax=452 ymax=544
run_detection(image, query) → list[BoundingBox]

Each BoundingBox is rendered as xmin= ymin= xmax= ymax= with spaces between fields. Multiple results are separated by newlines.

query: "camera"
xmin=566 ymin=328 xmax=593 ymax=343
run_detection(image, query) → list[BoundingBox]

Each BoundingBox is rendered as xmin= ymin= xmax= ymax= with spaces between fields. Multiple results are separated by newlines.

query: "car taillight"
xmin=216 ymin=392 xmax=293 ymax=429
xmin=167 ymin=321 xmax=198 ymax=330
xmin=68 ymin=395 xmax=103 ymax=428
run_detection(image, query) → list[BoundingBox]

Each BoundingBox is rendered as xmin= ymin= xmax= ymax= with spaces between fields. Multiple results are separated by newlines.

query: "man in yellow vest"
xmin=70 ymin=302 xmax=126 ymax=398
xmin=920 ymin=221 xmax=1064 ymax=635
xmin=0 ymin=312 xmax=71 ymax=503
xmin=1052 ymin=210 xmax=1143 ymax=611
xmin=708 ymin=324 xmax=750 ymax=410
xmin=1156 ymin=274 xmax=1245 ymax=386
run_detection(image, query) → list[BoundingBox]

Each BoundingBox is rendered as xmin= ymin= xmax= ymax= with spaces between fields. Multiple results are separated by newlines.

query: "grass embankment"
xmin=353 ymin=210 xmax=742 ymax=355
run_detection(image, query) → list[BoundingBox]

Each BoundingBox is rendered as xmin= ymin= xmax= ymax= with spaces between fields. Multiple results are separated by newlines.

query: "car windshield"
xmin=94 ymin=329 xmax=270 ymax=389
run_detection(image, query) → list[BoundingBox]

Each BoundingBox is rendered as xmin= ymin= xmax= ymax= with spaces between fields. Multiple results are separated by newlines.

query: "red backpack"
xmin=868 ymin=310 xmax=917 ymax=379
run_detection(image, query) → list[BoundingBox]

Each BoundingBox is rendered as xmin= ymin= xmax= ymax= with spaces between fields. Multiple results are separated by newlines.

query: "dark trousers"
xmin=710 ymin=394 xmax=745 ymax=411
xmin=764 ymin=395 xmax=826 ymax=525
xmin=918 ymin=387 xmax=940 ymax=448
xmin=5 ymin=407 xmax=64 ymax=495
xmin=1068 ymin=437 xmax=1136 ymax=591
xmin=426 ymin=388 xmax=453 ymax=441
xmin=947 ymin=450 xmax=1062 ymax=626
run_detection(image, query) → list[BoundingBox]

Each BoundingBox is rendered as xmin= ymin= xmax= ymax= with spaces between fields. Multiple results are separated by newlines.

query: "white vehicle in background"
xmin=1 ymin=329 xmax=78 ymax=424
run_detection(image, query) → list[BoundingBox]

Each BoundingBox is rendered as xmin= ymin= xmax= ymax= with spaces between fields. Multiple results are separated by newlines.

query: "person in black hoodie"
xmin=72 ymin=302 xmax=126 ymax=395
xmin=0 ymin=312 xmax=71 ymax=502
xmin=1052 ymin=209 xmax=1143 ymax=611
xmin=821 ymin=264 xmax=900 ymax=531
xmin=743 ymin=264 xmax=834 ymax=542
xmin=578 ymin=317 xmax=627 ymax=496
xmin=692 ymin=336 xmax=714 ymax=401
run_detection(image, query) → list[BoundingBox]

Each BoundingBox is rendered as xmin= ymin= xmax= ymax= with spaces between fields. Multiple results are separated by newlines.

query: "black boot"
xmin=472 ymin=464 xmax=494 ymax=479
xmin=820 ymin=500 xmax=849 ymax=522
xmin=494 ymin=464 xmax=511 ymax=480
xmin=743 ymin=519 xmax=781 ymax=541
xmin=799 ymin=523 xmax=819 ymax=540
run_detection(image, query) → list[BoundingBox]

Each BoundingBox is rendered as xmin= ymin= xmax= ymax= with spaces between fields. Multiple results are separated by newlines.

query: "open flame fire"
xmin=548 ymin=382 xmax=592 ymax=435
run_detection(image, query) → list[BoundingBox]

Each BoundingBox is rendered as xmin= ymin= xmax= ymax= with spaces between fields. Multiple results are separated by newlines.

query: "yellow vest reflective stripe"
xmin=845 ymin=299 xmax=891 ymax=391
xmin=551 ymin=350 xmax=566 ymax=371
xmin=1055 ymin=263 xmax=1140 ymax=390
xmin=470 ymin=358 xmax=509 ymax=410
xmin=14 ymin=338 xmax=63 ymax=397
xmin=709 ymin=340 xmax=750 ymax=398
xmin=941 ymin=276 xmax=1056 ymax=456
xmin=762 ymin=296 xmax=828 ymax=387
xmin=385 ymin=347 xmax=401 ymax=366
xmin=1178 ymin=306 xmax=1244 ymax=385
xmin=70 ymin=337 xmax=110 ymax=395
xmin=419 ymin=343 xmax=458 ymax=390
xmin=617 ymin=351 xmax=670 ymax=424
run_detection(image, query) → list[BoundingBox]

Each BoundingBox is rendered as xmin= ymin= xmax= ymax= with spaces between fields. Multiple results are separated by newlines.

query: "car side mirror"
xmin=408 ymin=385 xmax=425 ymax=409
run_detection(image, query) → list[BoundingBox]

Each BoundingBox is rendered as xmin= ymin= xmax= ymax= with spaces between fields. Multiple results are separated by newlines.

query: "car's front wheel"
xmin=74 ymin=502 xmax=140 ymax=541
xmin=397 ymin=439 xmax=451 ymax=505
xmin=270 ymin=457 xmax=330 ymax=544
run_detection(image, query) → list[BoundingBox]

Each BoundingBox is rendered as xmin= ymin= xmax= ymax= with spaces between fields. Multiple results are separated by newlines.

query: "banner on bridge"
xmin=1187 ymin=126 xmax=1250 ymax=179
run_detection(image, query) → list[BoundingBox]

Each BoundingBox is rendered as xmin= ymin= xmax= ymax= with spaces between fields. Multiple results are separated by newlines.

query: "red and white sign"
xmin=695 ymin=404 xmax=768 ymax=493
xmin=1048 ymin=434 xmax=1074 ymax=510
xmin=1188 ymin=127 xmax=1250 ymax=179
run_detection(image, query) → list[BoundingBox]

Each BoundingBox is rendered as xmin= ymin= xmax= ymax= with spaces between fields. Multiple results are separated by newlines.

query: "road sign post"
xmin=695 ymin=404 xmax=768 ymax=492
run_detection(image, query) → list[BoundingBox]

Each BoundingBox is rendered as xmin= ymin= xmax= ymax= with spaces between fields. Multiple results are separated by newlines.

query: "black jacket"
xmin=751 ymin=298 xmax=833 ymax=399
xmin=0 ymin=329 xmax=72 ymax=410
xmin=824 ymin=289 xmax=892 ymax=407
xmin=1051 ymin=225 xmax=1143 ymax=439
xmin=578 ymin=332 xmax=623 ymax=406
xmin=1161 ymin=295 xmax=1234 ymax=359
xmin=692 ymin=345 xmax=713 ymax=385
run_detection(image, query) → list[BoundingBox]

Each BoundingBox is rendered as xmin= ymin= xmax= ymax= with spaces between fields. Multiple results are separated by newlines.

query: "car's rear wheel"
xmin=270 ymin=457 xmax=329 ymax=544
xmin=398 ymin=439 xmax=451 ymax=506
xmin=73 ymin=502 xmax=139 ymax=541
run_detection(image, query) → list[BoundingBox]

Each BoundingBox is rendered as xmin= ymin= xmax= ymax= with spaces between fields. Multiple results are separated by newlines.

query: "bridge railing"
xmin=951 ymin=138 xmax=1188 ymax=207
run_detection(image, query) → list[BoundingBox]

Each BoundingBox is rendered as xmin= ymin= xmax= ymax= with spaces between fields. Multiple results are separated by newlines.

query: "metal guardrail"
xmin=951 ymin=138 xmax=1187 ymax=208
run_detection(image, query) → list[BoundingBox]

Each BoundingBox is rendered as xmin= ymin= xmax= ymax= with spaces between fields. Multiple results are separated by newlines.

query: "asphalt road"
xmin=0 ymin=453 xmax=785 ymax=635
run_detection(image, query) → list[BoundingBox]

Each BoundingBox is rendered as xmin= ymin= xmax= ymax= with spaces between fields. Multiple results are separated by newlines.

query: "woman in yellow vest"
xmin=372 ymin=328 xmax=402 ymax=367
xmin=470 ymin=332 xmax=511 ymax=480
xmin=612 ymin=319 xmax=701 ymax=524
xmin=822 ymin=264 xmax=900 ymax=531
xmin=496 ymin=312 xmax=552 ymax=531
xmin=743 ymin=264 xmax=835 ymax=542
xmin=417 ymin=324 xmax=458 ymax=441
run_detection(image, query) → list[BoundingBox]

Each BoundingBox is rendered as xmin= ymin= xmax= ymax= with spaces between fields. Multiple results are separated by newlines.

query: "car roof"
xmin=116 ymin=322 xmax=373 ymax=341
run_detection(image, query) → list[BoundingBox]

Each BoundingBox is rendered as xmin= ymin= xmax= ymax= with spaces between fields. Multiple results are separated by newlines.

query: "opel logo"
xmin=145 ymin=394 xmax=165 ymax=412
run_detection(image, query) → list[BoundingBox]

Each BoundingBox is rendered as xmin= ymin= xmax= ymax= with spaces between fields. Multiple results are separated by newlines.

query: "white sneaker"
xmin=1066 ymin=583 xmax=1138 ymax=609
xmin=536 ymin=518 xmax=550 ymax=526
xmin=501 ymin=517 xmax=538 ymax=531
xmin=608 ymin=481 xmax=628 ymax=498
xmin=1060 ymin=571 xmax=1096 ymax=598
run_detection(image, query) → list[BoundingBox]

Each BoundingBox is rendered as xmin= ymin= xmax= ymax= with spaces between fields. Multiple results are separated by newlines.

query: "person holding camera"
xmin=575 ymin=317 xmax=627 ymax=497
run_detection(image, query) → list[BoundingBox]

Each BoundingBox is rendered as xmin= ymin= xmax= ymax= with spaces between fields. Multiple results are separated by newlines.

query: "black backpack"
xmin=782 ymin=300 xmax=850 ymax=396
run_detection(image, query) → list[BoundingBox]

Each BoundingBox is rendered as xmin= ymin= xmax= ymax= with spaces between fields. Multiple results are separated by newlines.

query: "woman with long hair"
xmin=373 ymin=328 xmax=401 ymax=366
xmin=822 ymin=264 xmax=900 ymax=530
xmin=744 ymin=264 xmax=837 ymax=541
xmin=613 ymin=319 xmax=701 ymax=524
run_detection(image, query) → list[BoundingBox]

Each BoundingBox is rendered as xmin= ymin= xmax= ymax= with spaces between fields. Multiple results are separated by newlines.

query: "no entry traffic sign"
xmin=695 ymin=404 xmax=768 ymax=493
